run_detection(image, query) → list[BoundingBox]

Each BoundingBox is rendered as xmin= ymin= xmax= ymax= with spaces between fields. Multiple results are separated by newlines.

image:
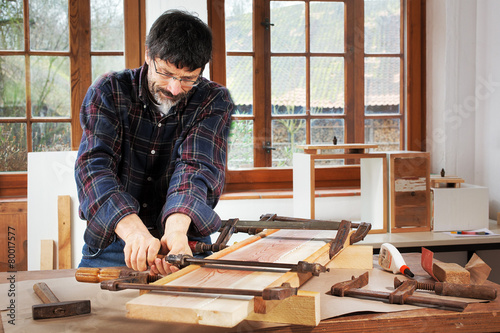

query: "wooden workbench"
xmin=2 ymin=255 xmax=499 ymax=333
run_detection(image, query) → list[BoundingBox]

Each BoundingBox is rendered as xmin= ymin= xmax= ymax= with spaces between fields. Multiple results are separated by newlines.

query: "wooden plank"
xmin=327 ymin=245 xmax=373 ymax=270
xmin=40 ymin=240 xmax=55 ymax=270
xmin=58 ymin=195 xmax=72 ymax=269
xmin=127 ymin=229 xmax=340 ymax=327
xmin=248 ymin=290 xmax=320 ymax=326
xmin=297 ymin=144 xmax=379 ymax=155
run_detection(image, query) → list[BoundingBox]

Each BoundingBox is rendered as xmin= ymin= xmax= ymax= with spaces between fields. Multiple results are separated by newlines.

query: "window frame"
xmin=209 ymin=0 xmax=426 ymax=193
xmin=0 ymin=0 xmax=146 ymax=197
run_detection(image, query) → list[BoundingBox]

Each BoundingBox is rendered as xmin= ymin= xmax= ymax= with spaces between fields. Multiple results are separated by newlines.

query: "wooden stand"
xmin=293 ymin=144 xmax=387 ymax=232
xmin=430 ymin=175 xmax=465 ymax=188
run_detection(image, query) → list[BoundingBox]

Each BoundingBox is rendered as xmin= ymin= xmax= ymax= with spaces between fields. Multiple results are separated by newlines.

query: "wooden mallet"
xmin=32 ymin=282 xmax=91 ymax=320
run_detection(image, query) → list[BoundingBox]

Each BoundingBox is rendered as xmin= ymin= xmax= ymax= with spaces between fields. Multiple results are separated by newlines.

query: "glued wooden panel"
xmin=127 ymin=229 xmax=338 ymax=327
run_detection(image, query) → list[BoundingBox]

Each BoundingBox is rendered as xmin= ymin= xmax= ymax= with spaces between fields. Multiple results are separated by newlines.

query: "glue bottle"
xmin=378 ymin=243 xmax=414 ymax=277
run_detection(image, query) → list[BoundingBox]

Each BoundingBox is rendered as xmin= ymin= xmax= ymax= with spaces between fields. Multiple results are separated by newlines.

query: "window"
xmin=0 ymin=0 xmax=145 ymax=197
xmin=209 ymin=0 xmax=425 ymax=192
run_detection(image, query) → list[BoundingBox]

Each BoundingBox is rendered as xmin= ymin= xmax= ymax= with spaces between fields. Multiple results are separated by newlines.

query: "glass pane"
xmin=271 ymin=1 xmax=305 ymax=53
xmin=30 ymin=0 xmax=69 ymax=51
xmin=310 ymin=2 xmax=344 ymax=53
xmin=32 ymin=122 xmax=71 ymax=152
xmin=228 ymin=120 xmax=253 ymax=169
xmin=365 ymin=57 xmax=400 ymax=114
xmin=272 ymin=57 xmax=305 ymax=115
xmin=365 ymin=0 xmax=400 ymax=54
xmin=225 ymin=0 xmax=252 ymax=52
xmin=226 ymin=56 xmax=253 ymax=115
xmin=272 ymin=119 xmax=305 ymax=167
xmin=0 ymin=123 xmax=27 ymax=172
xmin=365 ymin=118 xmax=400 ymax=151
xmin=311 ymin=57 xmax=344 ymax=114
xmin=92 ymin=56 xmax=125 ymax=82
xmin=31 ymin=56 xmax=71 ymax=118
xmin=311 ymin=118 xmax=345 ymax=166
xmin=311 ymin=118 xmax=344 ymax=145
xmin=0 ymin=0 xmax=24 ymax=50
xmin=0 ymin=56 xmax=26 ymax=117
xmin=91 ymin=0 xmax=124 ymax=51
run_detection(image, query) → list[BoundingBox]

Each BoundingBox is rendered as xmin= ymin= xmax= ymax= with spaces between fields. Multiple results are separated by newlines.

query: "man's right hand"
xmin=115 ymin=214 xmax=161 ymax=271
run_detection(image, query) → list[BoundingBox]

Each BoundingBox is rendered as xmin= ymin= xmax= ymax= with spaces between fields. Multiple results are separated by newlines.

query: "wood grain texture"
xmin=40 ymin=240 xmax=55 ymax=270
xmin=248 ymin=290 xmax=320 ymax=326
xmin=389 ymin=152 xmax=431 ymax=232
xmin=0 ymin=200 xmax=27 ymax=272
xmin=433 ymin=262 xmax=470 ymax=284
xmin=127 ymin=229 xmax=339 ymax=327
xmin=58 ymin=195 xmax=72 ymax=269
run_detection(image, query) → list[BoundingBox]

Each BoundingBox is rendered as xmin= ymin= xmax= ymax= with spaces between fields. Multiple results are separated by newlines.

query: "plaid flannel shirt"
xmin=75 ymin=65 xmax=234 ymax=249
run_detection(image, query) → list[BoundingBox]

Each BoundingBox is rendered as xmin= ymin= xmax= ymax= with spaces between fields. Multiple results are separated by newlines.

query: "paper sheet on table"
xmin=444 ymin=228 xmax=497 ymax=237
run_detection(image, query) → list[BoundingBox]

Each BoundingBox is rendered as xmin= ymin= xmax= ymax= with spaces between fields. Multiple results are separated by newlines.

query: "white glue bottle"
xmin=378 ymin=243 xmax=414 ymax=277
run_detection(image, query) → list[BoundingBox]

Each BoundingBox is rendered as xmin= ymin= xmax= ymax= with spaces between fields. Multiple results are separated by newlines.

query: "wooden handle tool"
xmin=32 ymin=282 xmax=91 ymax=320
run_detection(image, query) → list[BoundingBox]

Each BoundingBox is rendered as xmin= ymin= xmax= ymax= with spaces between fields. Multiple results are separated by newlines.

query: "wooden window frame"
xmin=209 ymin=0 xmax=426 ymax=193
xmin=0 ymin=0 xmax=146 ymax=198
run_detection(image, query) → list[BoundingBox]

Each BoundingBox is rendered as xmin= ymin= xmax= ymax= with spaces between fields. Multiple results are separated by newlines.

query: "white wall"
xmin=427 ymin=0 xmax=500 ymax=219
xmin=146 ymin=0 xmax=207 ymax=31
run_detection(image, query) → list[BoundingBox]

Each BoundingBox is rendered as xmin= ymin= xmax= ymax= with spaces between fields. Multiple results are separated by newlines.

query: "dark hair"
xmin=145 ymin=10 xmax=212 ymax=71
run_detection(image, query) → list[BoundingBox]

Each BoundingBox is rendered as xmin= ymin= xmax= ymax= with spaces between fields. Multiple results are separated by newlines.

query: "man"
xmin=75 ymin=10 xmax=234 ymax=276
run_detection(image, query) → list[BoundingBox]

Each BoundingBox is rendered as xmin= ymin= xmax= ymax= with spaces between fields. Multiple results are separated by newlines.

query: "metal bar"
xmin=166 ymin=254 xmax=329 ymax=276
xmin=223 ymin=219 xmax=362 ymax=231
xmin=100 ymin=281 xmax=298 ymax=301
xmin=343 ymin=289 xmax=468 ymax=311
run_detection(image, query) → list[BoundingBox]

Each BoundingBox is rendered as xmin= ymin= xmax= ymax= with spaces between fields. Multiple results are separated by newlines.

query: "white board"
xmin=27 ymin=151 xmax=85 ymax=270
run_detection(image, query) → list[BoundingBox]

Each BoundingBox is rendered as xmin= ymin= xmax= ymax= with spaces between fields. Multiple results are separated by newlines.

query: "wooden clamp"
xmin=394 ymin=276 xmax=498 ymax=300
xmin=330 ymin=272 xmax=469 ymax=312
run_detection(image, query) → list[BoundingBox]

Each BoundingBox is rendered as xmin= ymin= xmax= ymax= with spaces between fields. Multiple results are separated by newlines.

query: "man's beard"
xmin=148 ymin=74 xmax=189 ymax=115
xmin=152 ymin=87 xmax=182 ymax=115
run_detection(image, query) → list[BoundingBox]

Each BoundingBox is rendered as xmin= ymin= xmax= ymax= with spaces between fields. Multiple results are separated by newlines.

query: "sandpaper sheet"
xmin=0 ymin=254 xmax=477 ymax=332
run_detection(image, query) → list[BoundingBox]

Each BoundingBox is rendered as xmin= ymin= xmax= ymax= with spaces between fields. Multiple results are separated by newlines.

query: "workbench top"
xmin=360 ymin=219 xmax=500 ymax=250
xmin=2 ymin=253 xmax=500 ymax=332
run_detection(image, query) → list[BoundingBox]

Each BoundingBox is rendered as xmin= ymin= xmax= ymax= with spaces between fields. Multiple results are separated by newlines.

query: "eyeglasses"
xmin=152 ymin=60 xmax=199 ymax=88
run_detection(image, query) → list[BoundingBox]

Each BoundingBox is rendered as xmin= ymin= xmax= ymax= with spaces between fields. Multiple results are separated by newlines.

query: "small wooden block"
xmin=247 ymin=290 xmax=320 ymax=327
xmin=497 ymin=212 xmax=500 ymax=225
xmin=40 ymin=239 xmax=55 ymax=270
xmin=433 ymin=262 xmax=470 ymax=284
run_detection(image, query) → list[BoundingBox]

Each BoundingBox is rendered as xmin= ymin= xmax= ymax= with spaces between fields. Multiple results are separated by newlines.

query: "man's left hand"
xmin=150 ymin=213 xmax=193 ymax=276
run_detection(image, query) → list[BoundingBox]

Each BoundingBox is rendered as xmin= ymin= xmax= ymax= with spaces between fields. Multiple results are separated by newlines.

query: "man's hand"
xmin=115 ymin=214 xmax=161 ymax=271
xmin=150 ymin=213 xmax=192 ymax=276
